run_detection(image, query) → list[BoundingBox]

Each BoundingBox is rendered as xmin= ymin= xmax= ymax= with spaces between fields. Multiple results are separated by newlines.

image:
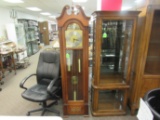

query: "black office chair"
xmin=20 ymin=51 xmax=61 ymax=116
xmin=144 ymin=88 xmax=160 ymax=120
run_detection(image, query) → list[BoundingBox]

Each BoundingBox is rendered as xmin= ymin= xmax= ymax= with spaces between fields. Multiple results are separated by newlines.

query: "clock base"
xmin=63 ymin=101 xmax=89 ymax=115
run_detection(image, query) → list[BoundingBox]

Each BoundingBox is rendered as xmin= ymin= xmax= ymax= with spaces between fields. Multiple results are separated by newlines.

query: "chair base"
xmin=27 ymin=101 xmax=60 ymax=116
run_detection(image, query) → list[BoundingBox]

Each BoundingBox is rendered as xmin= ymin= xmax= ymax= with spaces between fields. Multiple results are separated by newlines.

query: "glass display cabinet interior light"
xmin=100 ymin=20 xmax=133 ymax=81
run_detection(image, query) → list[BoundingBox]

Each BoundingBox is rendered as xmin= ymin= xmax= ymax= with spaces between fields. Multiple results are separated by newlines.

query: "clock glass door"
xmin=65 ymin=23 xmax=83 ymax=101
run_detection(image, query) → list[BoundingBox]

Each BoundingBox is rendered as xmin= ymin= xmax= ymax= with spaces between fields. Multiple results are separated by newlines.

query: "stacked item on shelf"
xmin=18 ymin=19 xmax=39 ymax=56
xmin=14 ymin=45 xmax=30 ymax=69
xmin=5 ymin=23 xmax=30 ymax=68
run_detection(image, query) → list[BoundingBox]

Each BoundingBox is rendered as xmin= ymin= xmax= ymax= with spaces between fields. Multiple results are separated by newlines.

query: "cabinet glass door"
xmin=65 ymin=23 xmax=83 ymax=101
xmin=16 ymin=24 xmax=26 ymax=47
xmin=144 ymin=10 xmax=160 ymax=75
xmin=31 ymin=40 xmax=39 ymax=54
xmin=98 ymin=89 xmax=125 ymax=111
xmin=100 ymin=20 xmax=134 ymax=83
xmin=26 ymin=42 xmax=32 ymax=56
xmin=92 ymin=20 xmax=96 ymax=79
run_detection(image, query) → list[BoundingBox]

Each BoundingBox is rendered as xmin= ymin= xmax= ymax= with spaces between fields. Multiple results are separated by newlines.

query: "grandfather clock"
xmin=57 ymin=5 xmax=90 ymax=115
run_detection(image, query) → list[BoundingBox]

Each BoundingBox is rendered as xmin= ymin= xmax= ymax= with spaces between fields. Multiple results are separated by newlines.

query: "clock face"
xmin=65 ymin=23 xmax=83 ymax=48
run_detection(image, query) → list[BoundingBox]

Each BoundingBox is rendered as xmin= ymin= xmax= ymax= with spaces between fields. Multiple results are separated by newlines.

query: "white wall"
xmin=17 ymin=11 xmax=47 ymax=22
xmin=0 ymin=7 xmax=14 ymax=39
xmin=0 ymin=7 xmax=49 ymax=40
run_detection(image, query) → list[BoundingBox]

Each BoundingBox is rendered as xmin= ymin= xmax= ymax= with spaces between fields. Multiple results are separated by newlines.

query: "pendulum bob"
xmin=71 ymin=76 xmax=78 ymax=101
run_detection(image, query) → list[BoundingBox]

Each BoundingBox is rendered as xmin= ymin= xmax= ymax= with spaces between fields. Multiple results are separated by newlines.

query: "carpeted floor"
xmin=0 ymin=45 xmax=138 ymax=120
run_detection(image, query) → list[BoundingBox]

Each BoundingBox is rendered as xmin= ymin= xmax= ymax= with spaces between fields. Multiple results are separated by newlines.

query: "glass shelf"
xmin=99 ymin=73 xmax=125 ymax=85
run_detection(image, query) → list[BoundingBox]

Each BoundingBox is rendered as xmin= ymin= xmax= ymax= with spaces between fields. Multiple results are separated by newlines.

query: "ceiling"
xmin=0 ymin=0 xmax=147 ymax=20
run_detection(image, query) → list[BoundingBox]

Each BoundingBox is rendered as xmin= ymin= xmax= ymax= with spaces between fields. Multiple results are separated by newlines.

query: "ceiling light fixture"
xmin=40 ymin=12 xmax=51 ymax=16
xmin=134 ymin=0 xmax=143 ymax=3
xmin=49 ymin=16 xmax=56 ymax=18
xmin=121 ymin=6 xmax=132 ymax=11
xmin=26 ymin=7 xmax=41 ymax=11
xmin=4 ymin=0 xmax=24 ymax=3
xmin=72 ymin=0 xmax=87 ymax=3
xmin=82 ymin=6 xmax=85 ymax=10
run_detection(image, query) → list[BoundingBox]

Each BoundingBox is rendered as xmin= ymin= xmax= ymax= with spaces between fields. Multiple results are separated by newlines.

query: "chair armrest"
xmin=20 ymin=73 xmax=36 ymax=90
xmin=47 ymin=78 xmax=57 ymax=93
xmin=47 ymin=78 xmax=60 ymax=98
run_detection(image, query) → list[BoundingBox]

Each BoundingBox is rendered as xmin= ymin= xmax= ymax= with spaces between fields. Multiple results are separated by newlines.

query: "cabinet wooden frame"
xmin=91 ymin=11 xmax=140 ymax=116
xmin=57 ymin=5 xmax=90 ymax=115
xmin=129 ymin=5 xmax=160 ymax=115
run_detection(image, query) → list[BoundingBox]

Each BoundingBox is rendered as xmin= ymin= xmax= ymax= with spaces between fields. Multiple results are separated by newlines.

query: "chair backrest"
xmin=36 ymin=51 xmax=60 ymax=85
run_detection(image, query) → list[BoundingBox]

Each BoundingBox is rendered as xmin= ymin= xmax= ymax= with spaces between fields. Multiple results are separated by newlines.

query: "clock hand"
xmin=73 ymin=38 xmax=78 ymax=42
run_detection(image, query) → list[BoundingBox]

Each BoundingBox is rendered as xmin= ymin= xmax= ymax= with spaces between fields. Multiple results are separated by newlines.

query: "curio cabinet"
xmin=91 ymin=11 xmax=139 ymax=116
xmin=129 ymin=5 xmax=160 ymax=114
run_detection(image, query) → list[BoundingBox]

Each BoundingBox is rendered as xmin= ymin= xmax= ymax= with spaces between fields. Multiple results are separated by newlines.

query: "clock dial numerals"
xmin=65 ymin=23 xmax=83 ymax=48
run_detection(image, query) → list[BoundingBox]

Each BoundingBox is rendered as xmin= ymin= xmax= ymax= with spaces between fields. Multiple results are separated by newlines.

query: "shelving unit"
xmin=90 ymin=11 xmax=139 ymax=116
xmin=18 ymin=19 xmax=39 ymax=56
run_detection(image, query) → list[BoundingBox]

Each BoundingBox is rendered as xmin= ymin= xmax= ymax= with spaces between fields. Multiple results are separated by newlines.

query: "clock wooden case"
xmin=57 ymin=5 xmax=90 ymax=115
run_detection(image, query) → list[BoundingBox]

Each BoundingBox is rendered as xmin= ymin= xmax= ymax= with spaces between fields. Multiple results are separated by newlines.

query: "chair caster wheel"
xmin=1 ymin=81 xmax=4 ymax=85
xmin=26 ymin=112 xmax=30 ymax=116
xmin=57 ymin=112 xmax=60 ymax=116
xmin=55 ymin=101 xmax=58 ymax=105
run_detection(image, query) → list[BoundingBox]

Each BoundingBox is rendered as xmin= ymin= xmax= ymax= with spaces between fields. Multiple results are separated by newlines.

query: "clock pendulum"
xmin=71 ymin=75 xmax=78 ymax=101
xmin=78 ymin=58 xmax=81 ymax=73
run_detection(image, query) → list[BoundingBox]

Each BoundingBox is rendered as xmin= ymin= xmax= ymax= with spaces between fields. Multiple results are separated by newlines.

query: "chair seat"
xmin=22 ymin=84 xmax=50 ymax=102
